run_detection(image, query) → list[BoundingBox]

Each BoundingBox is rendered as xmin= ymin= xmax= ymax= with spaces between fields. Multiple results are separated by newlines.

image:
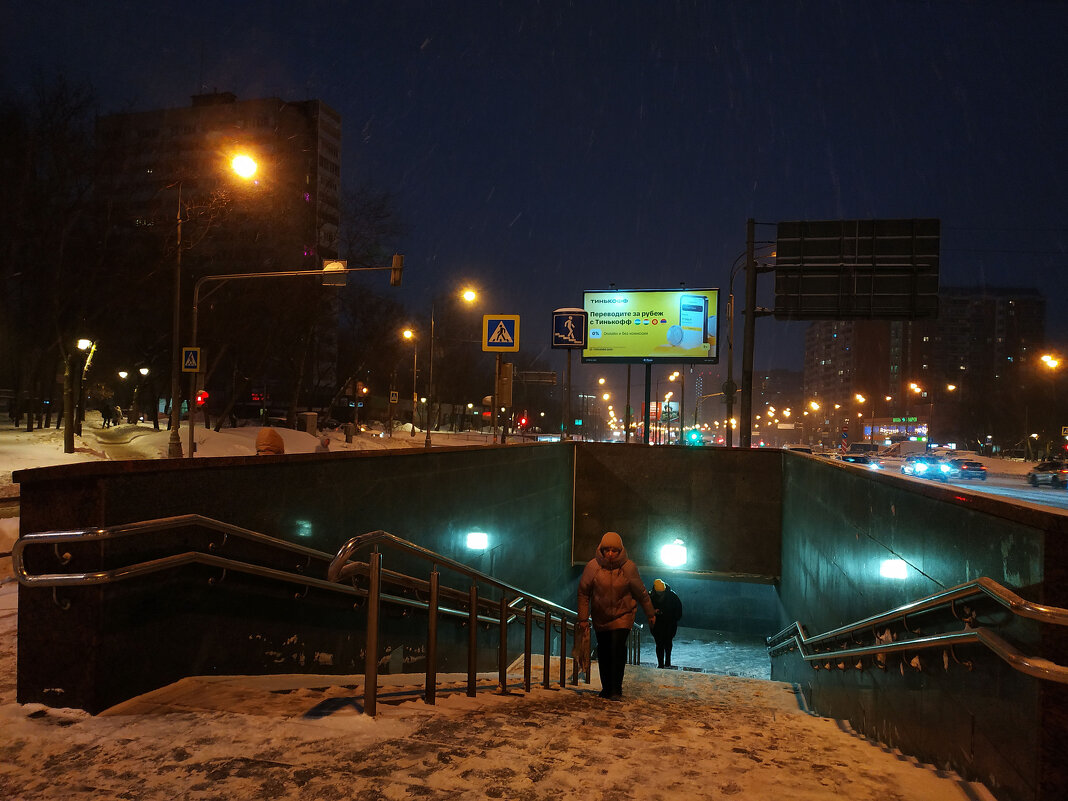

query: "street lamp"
xmin=403 ymin=328 xmax=418 ymax=437
xmin=167 ymin=153 xmax=260 ymax=458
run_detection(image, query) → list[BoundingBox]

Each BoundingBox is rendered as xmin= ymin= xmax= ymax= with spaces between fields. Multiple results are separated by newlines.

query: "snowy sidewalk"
xmin=0 ymin=590 xmax=990 ymax=801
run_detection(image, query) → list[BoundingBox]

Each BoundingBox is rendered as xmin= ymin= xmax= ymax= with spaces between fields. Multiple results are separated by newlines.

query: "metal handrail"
xmin=328 ymin=530 xmax=589 ymax=715
xmin=768 ymin=576 xmax=1068 ymax=684
xmin=14 ymin=516 xmax=593 ymax=716
xmin=12 ymin=514 xmax=331 ymax=585
xmin=328 ymin=530 xmax=575 ymax=619
xmin=773 ymin=625 xmax=1068 ymax=683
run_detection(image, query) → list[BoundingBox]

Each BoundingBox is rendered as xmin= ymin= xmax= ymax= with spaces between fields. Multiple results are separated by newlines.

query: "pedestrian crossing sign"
xmin=482 ymin=315 xmax=520 ymax=352
xmin=181 ymin=347 xmax=202 ymax=373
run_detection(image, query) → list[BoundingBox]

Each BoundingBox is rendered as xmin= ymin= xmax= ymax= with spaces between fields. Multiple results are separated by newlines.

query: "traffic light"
xmin=195 ymin=390 xmax=209 ymax=408
xmin=687 ymin=430 xmax=701 ymax=445
xmin=518 ymin=412 xmax=528 ymax=428
xmin=390 ymin=254 xmax=404 ymax=286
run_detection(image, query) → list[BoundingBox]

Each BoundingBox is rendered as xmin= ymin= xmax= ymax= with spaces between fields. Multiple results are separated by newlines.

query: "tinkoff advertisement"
xmin=581 ymin=289 xmax=719 ymax=364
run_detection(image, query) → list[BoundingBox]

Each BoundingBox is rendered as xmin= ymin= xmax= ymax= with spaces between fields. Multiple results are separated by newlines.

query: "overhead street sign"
xmin=482 ymin=315 xmax=520 ymax=352
xmin=774 ymin=218 xmax=940 ymax=321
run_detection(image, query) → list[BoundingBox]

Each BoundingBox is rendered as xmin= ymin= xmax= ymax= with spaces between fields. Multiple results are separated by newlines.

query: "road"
xmin=900 ymin=472 xmax=1068 ymax=512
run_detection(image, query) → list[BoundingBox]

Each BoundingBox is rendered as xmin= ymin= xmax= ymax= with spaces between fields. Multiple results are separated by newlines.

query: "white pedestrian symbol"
xmin=489 ymin=321 xmax=513 ymax=344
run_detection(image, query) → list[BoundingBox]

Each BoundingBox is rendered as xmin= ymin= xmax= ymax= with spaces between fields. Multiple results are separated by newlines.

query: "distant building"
xmin=803 ymin=287 xmax=1046 ymax=449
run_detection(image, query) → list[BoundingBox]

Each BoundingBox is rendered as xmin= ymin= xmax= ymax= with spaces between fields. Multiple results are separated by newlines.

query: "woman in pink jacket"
xmin=577 ymin=531 xmax=656 ymax=701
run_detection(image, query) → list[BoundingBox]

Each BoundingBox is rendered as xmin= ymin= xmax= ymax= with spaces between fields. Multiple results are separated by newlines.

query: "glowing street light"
xmin=403 ymin=328 xmax=418 ymax=436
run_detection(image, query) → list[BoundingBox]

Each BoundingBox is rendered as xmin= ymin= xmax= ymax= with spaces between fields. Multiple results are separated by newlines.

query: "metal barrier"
xmin=13 ymin=516 xmax=593 ymax=716
xmin=767 ymin=576 xmax=1068 ymax=683
xmin=327 ymin=530 xmax=591 ymax=716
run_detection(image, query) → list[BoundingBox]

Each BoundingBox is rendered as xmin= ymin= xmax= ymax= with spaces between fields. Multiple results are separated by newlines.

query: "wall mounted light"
xmin=466 ymin=531 xmax=489 ymax=550
xmin=659 ymin=538 xmax=687 ymax=567
xmin=879 ymin=559 xmax=908 ymax=579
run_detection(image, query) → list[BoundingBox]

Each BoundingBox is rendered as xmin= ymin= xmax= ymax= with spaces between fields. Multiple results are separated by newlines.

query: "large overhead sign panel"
xmin=581 ymin=288 xmax=719 ymax=364
xmin=774 ymin=218 xmax=940 ymax=320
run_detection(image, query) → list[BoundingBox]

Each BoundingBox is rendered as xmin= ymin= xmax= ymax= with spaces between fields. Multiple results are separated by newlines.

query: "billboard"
xmin=581 ymin=288 xmax=719 ymax=364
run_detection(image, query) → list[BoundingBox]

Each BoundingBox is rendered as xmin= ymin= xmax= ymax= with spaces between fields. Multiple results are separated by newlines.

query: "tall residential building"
xmin=802 ymin=287 xmax=1046 ymax=448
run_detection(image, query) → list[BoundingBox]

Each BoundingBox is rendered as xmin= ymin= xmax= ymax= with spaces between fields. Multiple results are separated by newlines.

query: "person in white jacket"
xmin=577 ymin=531 xmax=656 ymax=701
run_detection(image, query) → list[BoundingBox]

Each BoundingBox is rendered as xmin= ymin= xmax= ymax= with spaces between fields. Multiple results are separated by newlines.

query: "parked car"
xmin=946 ymin=459 xmax=987 ymax=480
xmin=900 ymin=454 xmax=950 ymax=481
xmin=1026 ymin=461 xmax=1068 ymax=488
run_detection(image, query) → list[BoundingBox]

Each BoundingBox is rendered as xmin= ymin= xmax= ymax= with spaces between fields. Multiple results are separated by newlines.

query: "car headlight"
xmin=915 ymin=463 xmax=927 ymax=473
xmin=940 ymin=464 xmax=950 ymax=473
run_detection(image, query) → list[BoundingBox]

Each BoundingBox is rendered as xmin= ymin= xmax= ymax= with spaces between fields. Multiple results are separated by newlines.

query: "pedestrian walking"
xmin=255 ymin=427 xmax=285 ymax=455
xmin=577 ymin=531 xmax=656 ymax=701
xmin=649 ymin=578 xmax=683 ymax=668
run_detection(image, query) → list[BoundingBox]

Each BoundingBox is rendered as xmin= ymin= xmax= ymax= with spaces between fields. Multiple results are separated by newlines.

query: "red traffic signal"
xmin=195 ymin=390 xmax=209 ymax=408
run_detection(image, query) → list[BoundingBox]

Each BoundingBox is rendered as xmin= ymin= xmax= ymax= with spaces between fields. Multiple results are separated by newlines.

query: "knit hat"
xmin=653 ymin=579 xmax=666 ymax=592
xmin=255 ymin=427 xmax=285 ymax=455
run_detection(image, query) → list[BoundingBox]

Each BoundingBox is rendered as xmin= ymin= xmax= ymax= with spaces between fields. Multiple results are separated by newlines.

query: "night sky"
xmin=4 ymin=1 xmax=1066 ymax=401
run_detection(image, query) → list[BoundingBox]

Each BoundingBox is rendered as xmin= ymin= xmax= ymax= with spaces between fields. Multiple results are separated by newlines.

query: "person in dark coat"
xmin=649 ymin=578 xmax=683 ymax=668
xmin=577 ymin=531 xmax=656 ymax=701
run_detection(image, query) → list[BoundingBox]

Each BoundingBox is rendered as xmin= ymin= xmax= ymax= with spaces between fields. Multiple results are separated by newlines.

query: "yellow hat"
xmin=653 ymin=579 xmax=666 ymax=592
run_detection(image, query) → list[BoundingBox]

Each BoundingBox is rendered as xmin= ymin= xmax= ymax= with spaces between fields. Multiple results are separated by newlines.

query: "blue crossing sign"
xmin=181 ymin=347 xmax=202 ymax=373
xmin=552 ymin=308 xmax=587 ymax=349
xmin=482 ymin=315 xmax=520 ymax=352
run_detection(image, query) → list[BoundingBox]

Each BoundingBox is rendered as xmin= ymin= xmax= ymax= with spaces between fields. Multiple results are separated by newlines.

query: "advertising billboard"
xmin=581 ymin=288 xmax=719 ymax=364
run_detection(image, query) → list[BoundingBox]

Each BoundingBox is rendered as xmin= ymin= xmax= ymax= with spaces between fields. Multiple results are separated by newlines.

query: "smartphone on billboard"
xmin=679 ymin=294 xmax=708 ymax=349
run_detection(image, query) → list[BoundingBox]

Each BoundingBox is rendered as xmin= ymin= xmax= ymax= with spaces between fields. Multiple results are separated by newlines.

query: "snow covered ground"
xmin=0 ymin=579 xmax=991 ymax=800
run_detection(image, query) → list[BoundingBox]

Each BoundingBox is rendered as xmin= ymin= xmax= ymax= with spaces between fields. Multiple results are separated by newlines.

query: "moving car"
xmin=1026 ymin=461 xmax=1068 ymax=488
xmin=946 ymin=459 xmax=987 ymax=480
xmin=900 ymin=455 xmax=950 ymax=481
xmin=839 ymin=454 xmax=882 ymax=470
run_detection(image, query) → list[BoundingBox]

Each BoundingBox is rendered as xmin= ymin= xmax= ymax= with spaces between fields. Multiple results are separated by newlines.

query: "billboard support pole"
xmin=625 ymin=364 xmax=632 ymax=444
xmin=564 ymin=349 xmax=572 ymax=441
xmin=643 ymin=363 xmax=652 ymax=445
xmin=741 ymin=218 xmax=756 ymax=448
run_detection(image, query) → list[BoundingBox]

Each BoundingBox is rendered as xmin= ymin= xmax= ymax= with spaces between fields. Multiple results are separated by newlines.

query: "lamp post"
xmin=425 ymin=288 xmax=478 ymax=449
xmin=403 ymin=329 xmax=418 ymax=437
xmin=425 ymin=305 xmax=436 ymax=449
xmin=167 ymin=182 xmax=185 ymax=458
xmin=75 ymin=338 xmax=96 ymax=437
xmin=168 ymin=153 xmax=262 ymax=459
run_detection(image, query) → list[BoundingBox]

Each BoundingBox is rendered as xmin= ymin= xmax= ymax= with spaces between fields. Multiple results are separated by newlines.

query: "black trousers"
xmin=654 ymin=632 xmax=674 ymax=666
xmin=595 ymin=628 xmax=630 ymax=695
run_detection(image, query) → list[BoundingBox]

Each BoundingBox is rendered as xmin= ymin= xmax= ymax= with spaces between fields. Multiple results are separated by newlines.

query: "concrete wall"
xmin=16 ymin=442 xmax=575 ymax=606
xmin=571 ymin=443 xmax=784 ymax=636
xmin=772 ymin=452 xmax=1068 ymax=801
